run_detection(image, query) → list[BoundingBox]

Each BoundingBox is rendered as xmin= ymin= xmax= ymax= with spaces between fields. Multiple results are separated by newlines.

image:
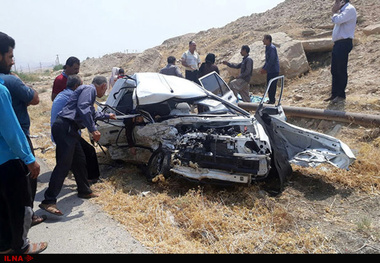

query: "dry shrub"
xmin=93 ymin=175 xmax=333 ymax=254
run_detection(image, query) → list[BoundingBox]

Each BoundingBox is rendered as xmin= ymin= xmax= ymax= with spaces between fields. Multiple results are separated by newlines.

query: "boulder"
xmin=226 ymin=32 xmax=310 ymax=85
xmin=129 ymin=48 xmax=163 ymax=73
xmin=301 ymin=38 xmax=334 ymax=53
xmin=302 ymin=29 xmax=316 ymax=37
xmin=363 ymin=24 xmax=380 ymax=36
xmin=302 ymin=36 xmax=360 ymax=53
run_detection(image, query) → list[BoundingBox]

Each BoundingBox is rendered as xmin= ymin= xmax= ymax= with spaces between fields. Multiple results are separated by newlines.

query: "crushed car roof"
xmin=135 ymin=73 xmax=208 ymax=106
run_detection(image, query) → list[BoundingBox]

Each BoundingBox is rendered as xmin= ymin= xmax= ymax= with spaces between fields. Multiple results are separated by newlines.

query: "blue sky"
xmin=1 ymin=0 xmax=284 ymax=69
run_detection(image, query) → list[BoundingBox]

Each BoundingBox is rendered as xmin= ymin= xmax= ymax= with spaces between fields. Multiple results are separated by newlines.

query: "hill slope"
xmin=81 ymin=0 xmax=380 ymax=115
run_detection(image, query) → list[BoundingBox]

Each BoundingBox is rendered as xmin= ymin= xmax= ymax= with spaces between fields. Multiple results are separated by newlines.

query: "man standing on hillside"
xmin=181 ymin=41 xmax=201 ymax=84
xmin=160 ymin=56 xmax=184 ymax=78
xmin=260 ymin=34 xmax=280 ymax=104
xmin=199 ymin=53 xmax=220 ymax=78
xmin=325 ymin=0 xmax=357 ymax=103
xmin=223 ymin=45 xmax=253 ymax=102
xmin=51 ymin=56 xmax=80 ymax=101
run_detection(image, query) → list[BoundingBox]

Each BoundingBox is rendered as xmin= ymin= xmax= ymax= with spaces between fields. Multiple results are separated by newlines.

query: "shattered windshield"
xmin=200 ymin=73 xmax=230 ymax=96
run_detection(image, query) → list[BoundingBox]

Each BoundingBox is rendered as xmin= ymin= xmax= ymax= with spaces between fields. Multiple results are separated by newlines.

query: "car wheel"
xmin=145 ymin=149 xmax=171 ymax=182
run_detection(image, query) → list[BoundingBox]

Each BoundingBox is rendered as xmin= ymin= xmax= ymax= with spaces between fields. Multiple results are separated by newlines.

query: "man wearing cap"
xmin=51 ymin=56 xmax=80 ymax=101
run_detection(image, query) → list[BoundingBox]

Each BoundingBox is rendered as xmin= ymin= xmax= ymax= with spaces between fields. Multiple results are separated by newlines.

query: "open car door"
xmin=255 ymin=76 xmax=356 ymax=171
xmin=199 ymin=72 xmax=237 ymax=105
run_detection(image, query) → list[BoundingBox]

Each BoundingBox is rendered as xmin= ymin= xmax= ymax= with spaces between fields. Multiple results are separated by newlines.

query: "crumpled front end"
xmin=170 ymin=118 xmax=272 ymax=184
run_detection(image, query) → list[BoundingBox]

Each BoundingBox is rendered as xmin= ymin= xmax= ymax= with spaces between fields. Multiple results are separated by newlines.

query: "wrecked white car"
xmin=95 ymin=72 xmax=355 ymax=194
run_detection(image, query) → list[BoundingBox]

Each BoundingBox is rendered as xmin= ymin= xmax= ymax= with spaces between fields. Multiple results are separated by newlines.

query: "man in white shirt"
xmin=181 ymin=41 xmax=201 ymax=84
xmin=325 ymin=0 xmax=357 ymax=103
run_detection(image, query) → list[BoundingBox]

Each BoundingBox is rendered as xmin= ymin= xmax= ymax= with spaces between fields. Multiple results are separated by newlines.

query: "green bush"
xmin=53 ymin=64 xmax=64 ymax=71
xmin=12 ymin=71 xmax=40 ymax=82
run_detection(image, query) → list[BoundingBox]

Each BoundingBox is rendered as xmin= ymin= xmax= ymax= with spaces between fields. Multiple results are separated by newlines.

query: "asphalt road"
xmin=27 ymin=158 xmax=151 ymax=254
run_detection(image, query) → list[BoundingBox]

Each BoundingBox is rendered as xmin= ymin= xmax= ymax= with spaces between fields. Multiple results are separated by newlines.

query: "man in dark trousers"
xmin=260 ymin=34 xmax=280 ymax=105
xmin=325 ymin=0 xmax=357 ymax=103
xmin=0 ymin=32 xmax=45 ymax=227
xmin=181 ymin=41 xmax=201 ymax=84
xmin=223 ymin=45 xmax=254 ymax=102
xmin=51 ymin=75 xmax=100 ymax=183
xmin=40 ymin=76 xmax=116 ymax=216
xmin=0 ymin=32 xmax=47 ymax=253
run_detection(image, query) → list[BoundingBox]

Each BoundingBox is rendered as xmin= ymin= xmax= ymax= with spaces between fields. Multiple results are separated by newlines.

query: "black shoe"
xmin=78 ymin=192 xmax=99 ymax=199
xmin=324 ymin=96 xmax=336 ymax=102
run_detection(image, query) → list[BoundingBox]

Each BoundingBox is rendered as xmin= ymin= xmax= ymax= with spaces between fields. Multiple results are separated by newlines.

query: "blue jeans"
xmin=331 ymin=39 xmax=353 ymax=99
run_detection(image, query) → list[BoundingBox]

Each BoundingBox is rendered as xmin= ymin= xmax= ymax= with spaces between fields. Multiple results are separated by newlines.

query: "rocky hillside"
xmin=80 ymin=0 xmax=380 ymax=115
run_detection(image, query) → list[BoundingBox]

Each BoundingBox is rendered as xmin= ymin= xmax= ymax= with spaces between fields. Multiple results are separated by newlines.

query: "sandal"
xmin=24 ymin=242 xmax=48 ymax=254
xmin=38 ymin=204 xmax=63 ymax=216
xmin=31 ymin=215 xmax=47 ymax=227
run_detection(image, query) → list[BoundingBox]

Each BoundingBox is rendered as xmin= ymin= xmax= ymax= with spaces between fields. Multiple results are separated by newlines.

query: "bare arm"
xmin=29 ymin=89 xmax=39 ymax=106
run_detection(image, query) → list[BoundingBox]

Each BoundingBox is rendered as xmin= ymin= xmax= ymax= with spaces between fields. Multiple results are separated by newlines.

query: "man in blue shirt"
xmin=0 ymin=32 xmax=44 ymax=227
xmin=0 ymin=73 xmax=47 ymax=253
xmin=50 ymin=75 xmax=83 ymax=130
xmin=40 ymin=76 xmax=115 ymax=216
xmin=0 ymin=74 xmax=39 ymax=136
xmin=260 ymin=34 xmax=280 ymax=104
xmin=51 ymin=74 xmax=101 ymax=182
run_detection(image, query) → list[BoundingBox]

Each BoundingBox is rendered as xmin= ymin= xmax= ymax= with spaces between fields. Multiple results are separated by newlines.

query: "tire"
xmin=145 ymin=149 xmax=171 ymax=182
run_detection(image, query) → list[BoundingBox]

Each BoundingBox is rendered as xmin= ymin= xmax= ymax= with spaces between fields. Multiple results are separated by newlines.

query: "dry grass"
xmin=91 ymin=169 xmax=334 ymax=254
xmin=89 ymin=145 xmax=380 ymax=254
xmin=295 ymin=142 xmax=380 ymax=195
